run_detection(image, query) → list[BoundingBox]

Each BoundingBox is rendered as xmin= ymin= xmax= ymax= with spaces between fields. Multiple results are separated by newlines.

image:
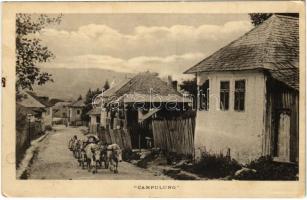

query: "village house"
xmin=52 ymin=101 xmax=71 ymax=125
xmin=68 ymin=99 xmax=85 ymax=126
xmin=87 ymin=107 xmax=101 ymax=134
xmin=17 ymin=91 xmax=45 ymax=121
xmin=184 ymin=14 xmax=299 ymax=163
xmin=87 ymin=77 xmax=132 ymax=136
xmin=33 ymin=95 xmax=53 ymax=129
xmin=88 ymin=72 xmax=195 ymax=156
xmin=16 ymin=91 xmax=55 ymax=164
xmin=17 ymin=91 xmax=53 ymax=130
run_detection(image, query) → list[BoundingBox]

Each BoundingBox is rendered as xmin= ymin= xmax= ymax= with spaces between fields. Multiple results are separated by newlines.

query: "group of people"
xmin=68 ymin=135 xmax=123 ymax=174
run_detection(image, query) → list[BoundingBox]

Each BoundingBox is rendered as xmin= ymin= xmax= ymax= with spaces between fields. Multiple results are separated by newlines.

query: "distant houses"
xmin=184 ymin=14 xmax=299 ymax=163
xmin=52 ymin=99 xmax=87 ymax=126
xmin=52 ymin=101 xmax=71 ymax=125
xmin=17 ymin=90 xmax=88 ymax=133
xmin=17 ymin=91 xmax=53 ymax=131
xmin=16 ymin=91 xmax=55 ymax=165
xmin=68 ymin=99 xmax=86 ymax=126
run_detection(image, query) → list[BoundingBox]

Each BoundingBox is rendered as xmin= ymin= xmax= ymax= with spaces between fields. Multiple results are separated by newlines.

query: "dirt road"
xmin=27 ymin=125 xmax=170 ymax=180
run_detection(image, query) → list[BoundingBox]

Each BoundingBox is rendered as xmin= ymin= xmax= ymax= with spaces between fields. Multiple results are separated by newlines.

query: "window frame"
xmin=234 ymin=79 xmax=246 ymax=112
xmin=220 ymin=80 xmax=230 ymax=111
xmin=199 ymin=80 xmax=210 ymax=111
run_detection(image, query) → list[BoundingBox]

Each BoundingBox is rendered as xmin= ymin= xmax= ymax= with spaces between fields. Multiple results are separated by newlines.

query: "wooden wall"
xmin=263 ymin=78 xmax=299 ymax=162
xmin=152 ymin=115 xmax=195 ymax=156
xmin=95 ymin=105 xmax=195 ymax=156
xmin=97 ymin=125 xmax=132 ymax=150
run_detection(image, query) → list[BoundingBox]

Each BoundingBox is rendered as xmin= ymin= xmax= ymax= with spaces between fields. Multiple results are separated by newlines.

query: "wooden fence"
xmin=97 ymin=126 xmax=132 ymax=150
xmin=16 ymin=121 xmax=44 ymax=167
xmin=89 ymin=124 xmax=98 ymax=135
xmin=152 ymin=116 xmax=195 ymax=156
xmin=92 ymin=112 xmax=195 ymax=156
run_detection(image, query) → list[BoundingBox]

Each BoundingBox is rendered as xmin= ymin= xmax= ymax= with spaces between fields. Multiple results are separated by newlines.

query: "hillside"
xmin=33 ymin=68 xmax=131 ymax=100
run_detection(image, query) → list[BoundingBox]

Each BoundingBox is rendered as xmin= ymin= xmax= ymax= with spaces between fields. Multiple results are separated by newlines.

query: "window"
xmin=220 ymin=81 xmax=230 ymax=110
xmin=96 ymin=116 xmax=101 ymax=124
xmin=200 ymin=80 xmax=209 ymax=111
xmin=234 ymin=80 xmax=245 ymax=111
xmin=77 ymin=110 xmax=81 ymax=115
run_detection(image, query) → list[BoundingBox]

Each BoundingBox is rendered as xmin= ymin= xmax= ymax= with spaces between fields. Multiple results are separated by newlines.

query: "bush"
xmin=136 ymin=151 xmax=160 ymax=168
xmin=122 ymin=149 xmax=140 ymax=162
xmin=166 ymin=152 xmax=192 ymax=165
xmin=182 ymin=152 xmax=241 ymax=178
xmin=235 ymin=156 xmax=298 ymax=180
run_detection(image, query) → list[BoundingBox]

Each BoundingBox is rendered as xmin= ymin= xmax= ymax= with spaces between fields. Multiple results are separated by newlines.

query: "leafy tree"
xmin=81 ymin=88 xmax=102 ymax=122
xmin=180 ymin=77 xmax=198 ymax=106
xmin=81 ymin=89 xmax=92 ymax=122
xmin=180 ymin=77 xmax=197 ymax=96
xmin=103 ymin=80 xmax=110 ymax=91
xmin=16 ymin=14 xmax=62 ymax=93
xmin=77 ymin=95 xmax=82 ymax=101
xmin=249 ymin=13 xmax=272 ymax=26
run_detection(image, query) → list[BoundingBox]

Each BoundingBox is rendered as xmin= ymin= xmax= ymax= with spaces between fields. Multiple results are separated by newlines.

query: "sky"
xmin=39 ymin=14 xmax=254 ymax=81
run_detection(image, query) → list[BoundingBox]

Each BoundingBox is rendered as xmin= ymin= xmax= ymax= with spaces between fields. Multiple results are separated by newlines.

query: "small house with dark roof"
xmin=184 ymin=14 xmax=299 ymax=163
xmin=18 ymin=91 xmax=53 ymax=130
xmin=94 ymin=72 xmax=194 ymax=155
xmin=27 ymin=92 xmax=54 ymax=128
xmin=68 ymin=99 xmax=85 ymax=126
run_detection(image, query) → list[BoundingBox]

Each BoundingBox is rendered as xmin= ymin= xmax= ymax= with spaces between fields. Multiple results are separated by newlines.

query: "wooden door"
xmin=277 ymin=112 xmax=291 ymax=162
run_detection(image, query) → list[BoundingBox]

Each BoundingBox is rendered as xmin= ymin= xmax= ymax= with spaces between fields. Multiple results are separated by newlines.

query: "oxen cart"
xmin=69 ymin=134 xmax=121 ymax=173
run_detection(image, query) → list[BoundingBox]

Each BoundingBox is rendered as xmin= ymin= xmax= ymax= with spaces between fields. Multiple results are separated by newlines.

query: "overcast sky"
xmin=39 ymin=14 xmax=253 ymax=81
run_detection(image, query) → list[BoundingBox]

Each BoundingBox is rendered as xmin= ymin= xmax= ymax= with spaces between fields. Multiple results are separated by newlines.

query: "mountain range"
xmin=33 ymin=68 xmax=131 ymax=101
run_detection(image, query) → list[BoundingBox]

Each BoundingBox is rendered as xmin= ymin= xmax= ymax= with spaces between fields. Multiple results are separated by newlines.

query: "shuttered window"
xmin=234 ymin=80 xmax=245 ymax=111
xmin=199 ymin=80 xmax=209 ymax=111
xmin=220 ymin=81 xmax=229 ymax=110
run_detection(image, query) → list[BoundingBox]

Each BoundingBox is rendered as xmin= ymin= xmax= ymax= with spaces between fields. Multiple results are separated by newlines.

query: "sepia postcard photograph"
xmin=1 ymin=1 xmax=305 ymax=197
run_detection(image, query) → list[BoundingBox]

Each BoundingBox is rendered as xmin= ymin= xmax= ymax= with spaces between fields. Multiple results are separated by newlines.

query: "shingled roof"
xmin=18 ymin=91 xmax=46 ymax=108
xmin=69 ymin=99 xmax=85 ymax=108
xmin=26 ymin=91 xmax=54 ymax=107
xmin=184 ymin=14 xmax=299 ymax=90
xmin=103 ymin=77 xmax=132 ymax=98
xmin=115 ymin=72 xmax=182 ymax=97
xmin=104 ymin=72 xmax=189 ymax=103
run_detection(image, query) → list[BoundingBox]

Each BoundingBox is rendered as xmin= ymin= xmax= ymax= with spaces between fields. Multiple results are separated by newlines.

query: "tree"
xmin=77 ymin=95 xmax=82 ymax=101
xmin=81 ymin=89 xmax=92 ymax=122
xmin=81 ymin=88 xmax=102 ymax=122
xmin=249 ymin=13 xmax=272 ymax=26
xmin=179 ymin=77 xmax=198 ymax=106
xmin=103 ymin=80 xmax=110 ymax=91
xmin=16 ymin=14 xmax=62 ymax=93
